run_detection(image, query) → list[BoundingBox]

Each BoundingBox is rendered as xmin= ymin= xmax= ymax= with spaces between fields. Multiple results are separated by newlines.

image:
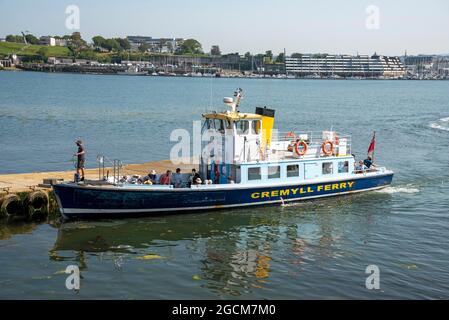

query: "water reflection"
xmin=45 ymin=192 xmax=392 ymax=297
xmin=0 ymin=221 xmax=39 ymax=240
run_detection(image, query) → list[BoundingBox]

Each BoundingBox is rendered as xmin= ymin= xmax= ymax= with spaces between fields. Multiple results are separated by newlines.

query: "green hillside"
xmin=0 ymin=42 xmax=70 ymax=57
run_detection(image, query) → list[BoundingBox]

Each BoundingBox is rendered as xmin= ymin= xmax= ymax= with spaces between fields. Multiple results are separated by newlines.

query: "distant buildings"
xmin=126 ymin=36 xmax=183 ymax=53
xmin=38 ymin=36 xmax=68 ymax=47
xmin=285 ymin=54 xmax=405 ymax=78
xmin=211 ymin=45 xmax=221 ymax=56
xmin=403 ymin=54 xmax=449 ymax=79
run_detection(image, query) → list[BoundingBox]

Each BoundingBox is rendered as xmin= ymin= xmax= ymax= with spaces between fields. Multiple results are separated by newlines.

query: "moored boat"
xmin=53 ymin=89 xmax=393 ymax=219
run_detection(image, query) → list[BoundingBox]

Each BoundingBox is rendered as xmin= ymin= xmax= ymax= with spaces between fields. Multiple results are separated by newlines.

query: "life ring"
xmin=321 ymin=140 xmax=334 ymax=156
xmin=294 ymin=140 xmax=308 ymax=156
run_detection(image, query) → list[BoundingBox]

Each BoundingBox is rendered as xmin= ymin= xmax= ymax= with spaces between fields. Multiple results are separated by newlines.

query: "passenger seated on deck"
xmin=148 ymin=170 xmax=157 ymax=184
xmin=364 ymin=156 xmax=374 ymax=169
xmin=172 ymin=168 xmax=183 ymax=188
xmin=189 ymin=169 xmax=202 ymax=186
xmin=355 ymin=160 xmax=367 ymax=173
xmin=159 ymin=170 xmax=172 ymax=185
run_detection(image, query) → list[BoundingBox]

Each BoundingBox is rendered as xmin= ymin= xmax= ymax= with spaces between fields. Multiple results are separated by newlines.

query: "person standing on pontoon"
xmin=74 ymin=139 xmax=85 ymax=181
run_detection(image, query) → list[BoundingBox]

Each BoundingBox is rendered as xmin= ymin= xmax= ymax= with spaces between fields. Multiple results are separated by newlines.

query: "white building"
xmin=285 ymin=54 xmax=405 ymax=78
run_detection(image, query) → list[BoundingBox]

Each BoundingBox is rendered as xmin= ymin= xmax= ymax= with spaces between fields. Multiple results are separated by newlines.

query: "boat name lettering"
xmin=250 ymin=181 xmax=355 ymax=199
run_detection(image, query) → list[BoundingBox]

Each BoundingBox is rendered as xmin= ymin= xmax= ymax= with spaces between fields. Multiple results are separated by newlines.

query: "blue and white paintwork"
xmin=53 ymin=166 xmax=393 ymax=219
xmin=53 ymin=90 xmax=394 ymax=219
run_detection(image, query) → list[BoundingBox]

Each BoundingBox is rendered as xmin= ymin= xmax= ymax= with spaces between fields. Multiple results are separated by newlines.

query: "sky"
xmin=1 ymin=0 xmax=448 ymax=56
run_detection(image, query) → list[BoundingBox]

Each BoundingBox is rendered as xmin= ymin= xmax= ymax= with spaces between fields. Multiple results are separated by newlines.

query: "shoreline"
xmin=1 ymin=67 xmax=446 ymax=80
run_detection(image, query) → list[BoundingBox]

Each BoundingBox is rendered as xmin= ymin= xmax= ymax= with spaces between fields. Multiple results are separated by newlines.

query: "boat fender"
xmin=321 ymin=140 xmax=334 ymax=156
xmin=25 ymin=191 xmax=49 ymax=220
xmin=0 ymin=194 xmax=24 ymax=219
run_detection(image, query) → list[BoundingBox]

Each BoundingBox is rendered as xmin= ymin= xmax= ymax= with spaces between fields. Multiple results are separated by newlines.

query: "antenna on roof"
xmin=223 ymin=88 xmax=243 ymax=113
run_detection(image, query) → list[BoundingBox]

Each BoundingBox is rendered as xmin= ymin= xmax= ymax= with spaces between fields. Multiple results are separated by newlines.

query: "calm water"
xmin=0 ymin=71 xmax=449 ymax=299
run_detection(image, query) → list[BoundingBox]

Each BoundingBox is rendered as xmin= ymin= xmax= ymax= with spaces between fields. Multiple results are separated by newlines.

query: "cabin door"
xmin=304 ymin=162 xmax=320 ymax=180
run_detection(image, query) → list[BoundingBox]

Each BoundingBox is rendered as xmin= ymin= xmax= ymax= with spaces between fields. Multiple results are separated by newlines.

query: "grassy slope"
xmin=0 ymin=42 xmax=70 ymax=57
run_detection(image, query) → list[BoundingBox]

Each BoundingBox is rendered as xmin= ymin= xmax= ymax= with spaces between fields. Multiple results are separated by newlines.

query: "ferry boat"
xmin=53 ymin=89 xmax=393 ymax=219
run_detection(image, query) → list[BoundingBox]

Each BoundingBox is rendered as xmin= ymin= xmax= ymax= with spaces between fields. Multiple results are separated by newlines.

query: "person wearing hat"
xmin=74 ymin=139 xmax=85 ymax=181
xmin=148 ymin=170 xmax=157 ymax=184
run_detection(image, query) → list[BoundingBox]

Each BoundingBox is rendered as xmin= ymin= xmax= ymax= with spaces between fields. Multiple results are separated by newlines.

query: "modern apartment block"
xmin=126 ymin=36 xmax=183 ymax=53
xmin=285 ymin=54 xmax=405 ymax=78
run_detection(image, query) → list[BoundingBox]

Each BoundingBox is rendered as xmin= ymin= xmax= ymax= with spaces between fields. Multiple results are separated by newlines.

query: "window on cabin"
xmin=226 ymin=120 xmax=232 ymax=129
xmin=236 ymin=120 xmax=249 ymax=135
xmin=268 ymin=166 xmax=281 ymax=179
xmin=322 ymin=162 xmax=333 ymax=175
xmin=248 ymin=167 xmax=261 ymax=180
xmin=251 ymin=120 xmax=261 ymax=134
xmin=203 ymin=119 xmax=211 ymax=130
xmin=338 ymin=161 xmax=349 ymax=173
xmin=287 ymin=164 xmax=300 ymax=177
xmin=217 ymin=119 xmax=225 ymax=133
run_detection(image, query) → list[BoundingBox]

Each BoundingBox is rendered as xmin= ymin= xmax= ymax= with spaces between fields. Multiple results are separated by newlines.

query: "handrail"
xmin=271 ymin=131 xmax=352 ymax=156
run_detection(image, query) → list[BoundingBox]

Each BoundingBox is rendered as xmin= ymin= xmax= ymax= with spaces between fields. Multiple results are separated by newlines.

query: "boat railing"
xmin=271 ymin=131 xmax=352 ymax=156
xmin=354 ymin=166 xmax=387 ymax=175
xmin=96 ymin=154 xmax=123 ymax=185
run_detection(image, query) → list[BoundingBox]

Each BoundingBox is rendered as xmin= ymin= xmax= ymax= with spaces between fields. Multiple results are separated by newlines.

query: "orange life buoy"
xmin=294 ymin=140 xmax=308 ymax=156
xmin=321 ymin=140 xmax=334 ymax=156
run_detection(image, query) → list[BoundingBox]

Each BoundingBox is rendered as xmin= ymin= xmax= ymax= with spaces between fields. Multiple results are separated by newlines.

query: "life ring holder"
xmin=321 ymin=140 xmax=334 ymax=156
xmin=294 ymin=140 xmax=308 ymax=157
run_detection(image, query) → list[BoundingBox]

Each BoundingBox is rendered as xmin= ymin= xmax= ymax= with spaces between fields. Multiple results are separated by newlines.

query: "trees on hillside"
xmin=5 ymin=34 xmax=38 ymax=44
xmin=92 ymin=36 xmax=130 ymax=52
xmin=275 ymin=52 xmax=285 ymax=63
xmin=138 ymin=42 xmax=150 ymax=53
xmin=177 ymin=39 xmax=203 ymax=55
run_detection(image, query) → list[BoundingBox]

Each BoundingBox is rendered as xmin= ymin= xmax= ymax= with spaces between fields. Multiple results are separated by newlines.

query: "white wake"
xmin=429 ymin=117 xmax=449 ymax=132
xmin=375 ymin=185 xmax=420 ymax=194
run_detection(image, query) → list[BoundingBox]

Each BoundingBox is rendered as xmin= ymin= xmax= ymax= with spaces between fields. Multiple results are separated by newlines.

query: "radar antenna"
xmin=223 ymin=88 xmax=243 ymax=113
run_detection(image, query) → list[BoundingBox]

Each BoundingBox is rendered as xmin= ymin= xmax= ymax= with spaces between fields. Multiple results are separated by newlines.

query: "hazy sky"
xmin=1 ymin=0 xmax=448 ymax=56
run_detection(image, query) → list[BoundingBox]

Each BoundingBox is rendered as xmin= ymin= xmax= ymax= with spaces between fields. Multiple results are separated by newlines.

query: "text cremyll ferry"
xmin=52 ymin=89 xmax=394 ymax=219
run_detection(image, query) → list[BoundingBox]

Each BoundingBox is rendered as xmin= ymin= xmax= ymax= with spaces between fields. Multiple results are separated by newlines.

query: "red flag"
xmin=367 ymin=132 xmax=376 ymax=157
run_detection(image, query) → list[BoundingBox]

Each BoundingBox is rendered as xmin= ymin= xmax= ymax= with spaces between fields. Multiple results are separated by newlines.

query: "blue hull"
xmin=53 ymin=173 xmax=393 ymax=219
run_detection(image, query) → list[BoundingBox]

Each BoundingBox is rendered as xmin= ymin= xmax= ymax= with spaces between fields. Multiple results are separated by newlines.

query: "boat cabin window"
xmin=338 ymin=161 xmax=349 ymax=173
xmin=226 ymin=120 xmax=232 ymax=130
xmin=251 ymin=120 xmax=261 ymax=135
xmin=248 ymin=167 xmax=261 ymax=180
xmin=268 ymin=166 xmax=281 ymax=179
xmin=236 ymin=120 xmax=249 ymax=135
xmin=287 ymin=164 xmax=300 ymax=177
xmin=203 ymin=119 xmax=212 ymax=130
xmin=322 ymin=162 xmax=333 ymax=175
xmin=216 ymin=119 xmax=225 ymax=133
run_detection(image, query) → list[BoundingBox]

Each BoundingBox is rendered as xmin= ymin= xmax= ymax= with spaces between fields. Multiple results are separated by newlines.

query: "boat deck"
xmin=0 ymin=159 xmax=197 ymax=193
